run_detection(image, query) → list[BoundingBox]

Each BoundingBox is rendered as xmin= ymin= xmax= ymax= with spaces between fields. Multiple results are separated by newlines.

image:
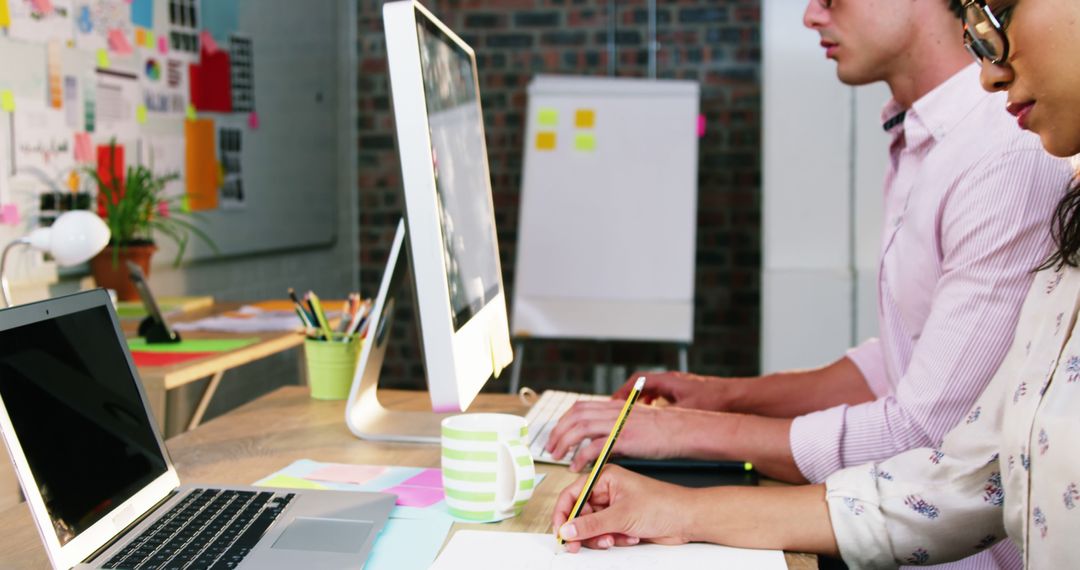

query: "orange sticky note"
xmin=575 ymin=109 xmax=595 ymax=129
xmin=185 ymin=119 xmax=220 ymax=212
xmin=536 ymin=132 xmax=556 ymax=151
xmin=135 ymin=27 xmax=146 ymax=47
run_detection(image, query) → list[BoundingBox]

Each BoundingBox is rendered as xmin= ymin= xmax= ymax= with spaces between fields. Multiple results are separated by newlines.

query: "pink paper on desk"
xmin=108 ymin=29 xmax=133 ymax=54
xmin=306 ymin=464 xmax=389 ymax=486
xmin=400 ymin=468 xmax=443 ymax=488
xmin=385 ymin=485 xmax=444 ymax=508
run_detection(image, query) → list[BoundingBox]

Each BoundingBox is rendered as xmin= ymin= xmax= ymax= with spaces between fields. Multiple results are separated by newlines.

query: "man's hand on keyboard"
xmin=611 ymin=371 xmax=744 ymax=411
xmin=545 ymin=400 xmax=702 ymax=472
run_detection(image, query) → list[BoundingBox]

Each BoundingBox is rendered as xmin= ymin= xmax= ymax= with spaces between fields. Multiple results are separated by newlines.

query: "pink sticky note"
xmin=385 ymin=485 xmax=445 ymax=508
xmin=107 ymin=29 xmax=133 ymax=55
xmin=400 ymin=468 xmax=444 ymax=489
xmin=200 ymin=30 xmax=220 ymax=55
xmin=157 ymin=35 xmax=169 ymax=54
xmin=0 ymin=204 xmax=20 ymax=226
xmin=247 ymin=111 xmax=259 ymax=130
xmin=74 ymin=132 xmax=94 ymax=163
xmin=305 ymin=464 xmax=389 ymax=486
xmin=31 ymin=0 xmax=52 ymax=14
xmin=697 ymin=114 xmax=706 ymax=138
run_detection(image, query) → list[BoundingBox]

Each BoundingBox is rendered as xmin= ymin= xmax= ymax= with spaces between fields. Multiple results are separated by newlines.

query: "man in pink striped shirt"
xmin=546 ymin=1 xmax=1074 ymax=568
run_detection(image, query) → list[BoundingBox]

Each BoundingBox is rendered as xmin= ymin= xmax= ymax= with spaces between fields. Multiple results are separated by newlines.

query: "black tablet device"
xmin=612 ymin=457 xmax=758 ymax=487
xmin=126 ymin=261 xmax=181 ymax=344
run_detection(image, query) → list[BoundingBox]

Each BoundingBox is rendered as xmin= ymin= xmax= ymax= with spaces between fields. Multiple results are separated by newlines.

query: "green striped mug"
xmin=440 ymin=413 xmax=536 ymax=522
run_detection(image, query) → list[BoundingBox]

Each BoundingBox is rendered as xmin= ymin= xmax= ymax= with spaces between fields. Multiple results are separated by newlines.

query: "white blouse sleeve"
xmin=824 ymin=327 xmax=1017 ymax=568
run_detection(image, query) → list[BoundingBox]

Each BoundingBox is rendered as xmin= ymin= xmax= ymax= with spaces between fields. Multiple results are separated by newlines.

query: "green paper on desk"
xmin=258 ymin=474 xmax=329 ymax=490
xmin=127 ymin=338 xmax=258 ymax=353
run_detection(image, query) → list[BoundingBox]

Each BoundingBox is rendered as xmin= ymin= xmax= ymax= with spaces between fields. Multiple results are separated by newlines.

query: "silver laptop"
xmin=0 ymin=290 xmax=395 ymax=569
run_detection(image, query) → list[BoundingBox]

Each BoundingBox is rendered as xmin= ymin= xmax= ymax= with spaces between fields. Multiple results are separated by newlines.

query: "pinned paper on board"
xmin=95 ymin=143 xmax=124 ymax=206
xmin=134 ymin=26 xmax=145 ymax=46
xmin=74 ymin=0 xmax=133 ymax=53
xmin=129 ymin=0 xmax=150 ymax=28
xmin=157 ymin=35 xmax=168 ymax=54
xmin=94 ymin=68 xmax=138 ymax=142
xmin=0 ymin=0 xmax=11 ymax=28
xmin=247 ymin=111 xmax=259 ymax=130
xmin=6 ymin=0 xmax=73 ymax=43
xmin=185 ymin=118 xmax=220 ymax=212
xmin=0 ymin=90 xmax=14 ymax=112
xmin=574 ymin=133 xmax=596 ymax=152
xmin=142 ymin=57 xmax=187 ymax=115
xmin=229 ymin=34 xmax=255 ymax=112
xmin=164 ymin=0 xmax=198 ymax=59
xmin=143 ymin=29 xmax=154 ymax=48
xmin=73 ymin=132 xmax=94 ymax=163
xmin=536 ymin=132 xmax=556 ymax=151
xmin=142 ymin=134 xmax=185 ymax=199
xmin=189 ymin=37 xmax=233 ymax=112
xmin=107 ymin=27 xmax=134 ymax=54
xmin=47 ymin=41 xmax=63 ymax=109
xmin=537 ymin=107 xmax=558 ymax=127
xmin=135 ymin=104 xmax=146 ymax=123
xmin=0 ymin=205 xmax=20 ymax=226
xmin=200 ymin=0 xmax=237 ymax=43
xmin=96 ymin=48 xmax=110 ymax=68
xmin=63 ymin=76 xmax=80 ymax=128
xmin=218 ymin=124 xmax=244 ymax=209
xmin=575 ymin=108 xmax=595 ymax=129
xmin=12 ymin=99 xmax=74 ymax=177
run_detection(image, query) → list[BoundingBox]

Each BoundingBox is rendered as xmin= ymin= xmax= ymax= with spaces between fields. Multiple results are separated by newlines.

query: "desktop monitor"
xmin=345 ymin=1 xmax=512 ymax=442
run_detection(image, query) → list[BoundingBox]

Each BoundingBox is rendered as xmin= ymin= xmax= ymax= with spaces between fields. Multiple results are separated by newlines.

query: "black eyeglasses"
xmin=962 ymin=0 xmax=1013 ymax=64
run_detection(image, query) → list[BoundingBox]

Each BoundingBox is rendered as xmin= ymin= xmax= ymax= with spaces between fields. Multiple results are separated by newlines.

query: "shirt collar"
xmin=880 ymin=64 xmax=989 ymax=142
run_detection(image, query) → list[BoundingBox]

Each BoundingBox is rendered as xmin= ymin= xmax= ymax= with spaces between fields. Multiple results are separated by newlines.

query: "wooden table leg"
xmin=187 ymin=371 xmax=225 ymax=431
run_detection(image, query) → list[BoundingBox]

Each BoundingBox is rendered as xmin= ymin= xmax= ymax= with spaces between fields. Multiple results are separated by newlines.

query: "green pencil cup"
xmin=303 ymin=335 xmax=362 ymax=400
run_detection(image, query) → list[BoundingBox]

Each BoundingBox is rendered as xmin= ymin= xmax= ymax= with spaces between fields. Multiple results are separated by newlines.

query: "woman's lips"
xmin=1007 ymin=101 xmax=1035 ymax=130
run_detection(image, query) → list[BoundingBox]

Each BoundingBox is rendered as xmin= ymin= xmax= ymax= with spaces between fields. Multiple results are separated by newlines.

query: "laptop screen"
xmin=0 ymin=303 xmax=167 ymax=546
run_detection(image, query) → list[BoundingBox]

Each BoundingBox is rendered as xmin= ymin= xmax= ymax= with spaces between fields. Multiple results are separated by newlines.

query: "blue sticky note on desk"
xmin=365 ymin=515 xmax=452 ymax=570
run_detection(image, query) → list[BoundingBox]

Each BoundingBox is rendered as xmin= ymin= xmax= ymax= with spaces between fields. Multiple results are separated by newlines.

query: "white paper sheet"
xmin=94 ymin=68 xmax=139 ymax=143
xmin=6 ymin=0 xmax=75 ymax=44
xmin=430 ymin=531 xmax=788 ymax=570
xmin=12 ymin=99 xmax=74 ymax=179
xmin=73 ymin=0 xmax=134 ymax=53
xmin=141 ymin=134 xmax=185 ymax=201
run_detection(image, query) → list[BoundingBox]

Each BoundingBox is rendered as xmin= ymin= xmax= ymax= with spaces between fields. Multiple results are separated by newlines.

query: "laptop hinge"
xmin=82 ymin=490 xmax=179 ymax=565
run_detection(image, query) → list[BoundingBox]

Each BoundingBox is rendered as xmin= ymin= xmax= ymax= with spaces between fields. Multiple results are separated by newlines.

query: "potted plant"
xmin=87 ymin=145 xmax=217 ymax=300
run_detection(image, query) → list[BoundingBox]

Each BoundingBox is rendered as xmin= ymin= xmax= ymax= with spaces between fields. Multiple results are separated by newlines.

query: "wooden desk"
xmin=125 ymin=303 xmax=311 ymax=437
xmin=0 ymin=388 xmax=817 ymax=569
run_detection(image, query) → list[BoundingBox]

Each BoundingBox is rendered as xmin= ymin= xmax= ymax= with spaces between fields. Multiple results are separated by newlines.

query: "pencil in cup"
xmin=557 ymin=376 xmax=646 ymax=545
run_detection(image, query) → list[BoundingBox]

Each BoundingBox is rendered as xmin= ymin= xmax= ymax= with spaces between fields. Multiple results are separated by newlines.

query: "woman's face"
xmin=980 ymin=0 xmax=1080 ymax=157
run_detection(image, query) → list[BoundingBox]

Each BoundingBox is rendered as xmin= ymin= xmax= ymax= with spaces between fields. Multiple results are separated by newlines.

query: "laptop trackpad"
xmin=271 ymin=517 xmax=373 ymax=554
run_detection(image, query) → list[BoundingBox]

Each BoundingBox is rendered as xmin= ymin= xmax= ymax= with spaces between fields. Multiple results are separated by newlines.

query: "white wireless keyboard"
xmin=524 ymin=390 xmax=607 ymax=465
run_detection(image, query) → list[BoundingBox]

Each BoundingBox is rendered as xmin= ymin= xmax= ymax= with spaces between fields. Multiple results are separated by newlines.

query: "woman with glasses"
xmin=552 ymin=1 xmax=1079 ymax=567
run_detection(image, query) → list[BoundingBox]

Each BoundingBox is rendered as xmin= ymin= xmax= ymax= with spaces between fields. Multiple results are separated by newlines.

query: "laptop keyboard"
xmin=525 ymin=390 xmax=607 ymax=464
xmin=102 ymin=488 xmax=294 ymax=570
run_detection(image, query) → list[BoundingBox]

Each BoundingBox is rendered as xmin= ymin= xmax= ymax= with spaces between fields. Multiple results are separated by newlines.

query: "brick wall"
xmin=357 ymin=0 xmax=761 ymax=392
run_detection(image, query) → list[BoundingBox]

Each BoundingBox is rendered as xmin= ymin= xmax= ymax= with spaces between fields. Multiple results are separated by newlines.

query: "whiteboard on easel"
xmin=511 ymin=75 xmax=699 ymax=344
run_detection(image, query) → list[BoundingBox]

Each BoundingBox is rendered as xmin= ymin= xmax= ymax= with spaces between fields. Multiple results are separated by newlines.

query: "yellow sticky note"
xmin=256 ymin=474 xmax=328 ymax=491
xmin=136 ymin=104 xmax=147 ymax=124
xmin=185 ymin=103 xmax=196 ymax=120
xmin=145 ymin=30 xmax=155 ymax=49
xmin=575 ymin=133 xmax=596 ymax=152
xmin=96 ymin=49 xmax=110 ymax=69
xmin=537 ymin=108 xmax=558 ymax=126
xmin=0 ymin=0 xmax=10 ymax=28
xmin=135 ymin=27 xmax=146 ymax=47
xmin=575 ymin=109 xmax=595 ymax=129
xmin=0 ymin=90 xmax=14 ymax=112
xmin=536 ymin=132 xmax=556 ymax=151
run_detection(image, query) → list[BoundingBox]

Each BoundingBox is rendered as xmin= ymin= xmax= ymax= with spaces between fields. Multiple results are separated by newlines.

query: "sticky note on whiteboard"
xmin=536 ymin=132 xmax=556 ymax=151
xmin=574 ymin=133 xmax=596 ymax=152
xmin=575 ymin=109 xmax=595 ymax=128
xmin=0 ymin=89 xmax=14 ymax=112
xmin=537 ymin=108 xmax=558 ymax=126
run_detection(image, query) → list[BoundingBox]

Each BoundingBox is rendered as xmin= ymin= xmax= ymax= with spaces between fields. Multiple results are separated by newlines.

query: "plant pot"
xmin=90 ymin=243 xmax=157 ymax=301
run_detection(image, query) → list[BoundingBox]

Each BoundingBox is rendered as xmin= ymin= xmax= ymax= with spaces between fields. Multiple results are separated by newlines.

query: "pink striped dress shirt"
xmin=788 ymin=65 xmax=1075 ymax=569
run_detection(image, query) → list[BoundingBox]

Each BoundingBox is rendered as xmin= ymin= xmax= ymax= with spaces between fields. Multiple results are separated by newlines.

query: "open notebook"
xmin=430 ymin=530 xmax=787 ymax=570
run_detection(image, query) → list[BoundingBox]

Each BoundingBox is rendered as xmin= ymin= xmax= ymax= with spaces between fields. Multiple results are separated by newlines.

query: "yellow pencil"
xmin=307 ymin=292 xmax=335 ymax=341
xmin=558 ymin=376 xmax=646 ymax=545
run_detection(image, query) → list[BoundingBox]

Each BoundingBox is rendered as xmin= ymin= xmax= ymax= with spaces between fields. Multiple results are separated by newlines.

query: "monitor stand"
xmin=344 ymin=219 xmax=453 ymax=443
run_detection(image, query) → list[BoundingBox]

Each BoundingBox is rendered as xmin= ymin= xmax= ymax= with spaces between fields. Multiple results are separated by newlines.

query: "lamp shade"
xmin=25 ymin=211 xmax=111 ymax=266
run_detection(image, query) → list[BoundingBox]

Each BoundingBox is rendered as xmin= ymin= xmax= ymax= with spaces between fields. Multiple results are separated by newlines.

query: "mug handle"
xmin=497 ymin=437 xmax=536 ymax=513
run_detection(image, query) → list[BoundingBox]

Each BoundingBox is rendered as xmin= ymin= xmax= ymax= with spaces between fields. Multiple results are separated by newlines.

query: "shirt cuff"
xmin=789 ymin=405 xmax=847 ymax=483
xmin=825 ymin=463 xmax=896 ymax=569
xmin=845 ymin=338 xmax=891 ymax=398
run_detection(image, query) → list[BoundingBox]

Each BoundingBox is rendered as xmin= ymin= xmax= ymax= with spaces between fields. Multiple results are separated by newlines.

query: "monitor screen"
xmin=416 ymin=16 xmax=501 ymax=331
xmin=0 ymin=304 xmax=167 ymax=546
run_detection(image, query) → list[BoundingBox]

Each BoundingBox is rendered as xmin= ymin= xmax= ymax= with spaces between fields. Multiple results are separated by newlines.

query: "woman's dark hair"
xmin=1037 ymin=179 xmax=1080 ymax=271
xmin=947 ymin=0 xmax=964 ymax=18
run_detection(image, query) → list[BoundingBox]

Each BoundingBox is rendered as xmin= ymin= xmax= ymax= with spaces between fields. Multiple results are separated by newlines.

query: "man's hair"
xmin=947 ymin=0 xmax=963 ymax=18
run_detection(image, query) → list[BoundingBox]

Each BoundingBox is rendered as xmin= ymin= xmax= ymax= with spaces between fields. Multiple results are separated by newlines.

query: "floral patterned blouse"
xmin=825 ymin=267 xmax=1080 ymax=568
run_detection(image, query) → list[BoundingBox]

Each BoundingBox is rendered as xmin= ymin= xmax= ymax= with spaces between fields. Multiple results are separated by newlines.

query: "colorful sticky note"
xmin=536 ymin=131 xmax=556 ymax=151
xmin=401 ymin=468 xmax=444 ymax=488
xmin=157 ymin=35 xmax=169 ymax=54
xmin=74 ymin=132 xmax=93 ymax=162
xmin=135 ymin=104 xmax=147 ymax=124
xmin=30 ymin=0 xmax=51 ymax=14
xmin=67 ymin=171 xmax=80 ymax=191
xmin=189 ymin=43 xmax=233 ymax=112
xmin=134 ymin=27 xmax=146 ymax=47
xmin=201 ymin=0 xmax=239 ymax=43
xmin=575 ymin=133 xmax=596 ymax=152
xmin=575 ymin=109 xmax=595 ymax=128
xmin=127 ymin=338 xmax=259 ymax=353
xmin=96 ymin=48 xmax=111 ymax=69
xmin=698 ymin=114 xmax=707 ymax=138
xmin=0 ymin=0 xmax=10 ymax=28
xmin=185 ymin=118 xmax=220 ymax=211
xmin=0 ymin=204 xmax=20 ymax=226
xmin=257 ymin=474 xmax=329 ymax=491
xmin=385 ymin=485 xmax=445 ymax=508
xmin=130 ymin=351 xmax=216 ymax=367
xmin=247 ymin=111 xmax=259 ymax=130
xmin=185 ymin=103 xmax=196 ymax=120
xmin=306 ymin=464 xmax=389 ymax=486
xmin=130 ymin=0 xmax=153 ymax=28
xmin=96 ymin=144 xmax=126 ymax=211
xmin=537 ymin=107 xmax=558 ymax=126
xmin=200 ymin=30 xmax=220 ymax=55
xmin=363 ymin=517 xmax=453 ymax=570
xmin=0 ymin=89 xmax=14 ymax=112
xmin=144 ymin=30 xmax=155 ymax=49
xmin=107 ymin=29 xmax=133 ymax=55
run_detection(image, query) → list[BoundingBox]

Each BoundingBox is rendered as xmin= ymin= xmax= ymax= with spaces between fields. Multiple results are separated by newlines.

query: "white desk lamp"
xmin=0 ymin=210 xmax=111 ymax=307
